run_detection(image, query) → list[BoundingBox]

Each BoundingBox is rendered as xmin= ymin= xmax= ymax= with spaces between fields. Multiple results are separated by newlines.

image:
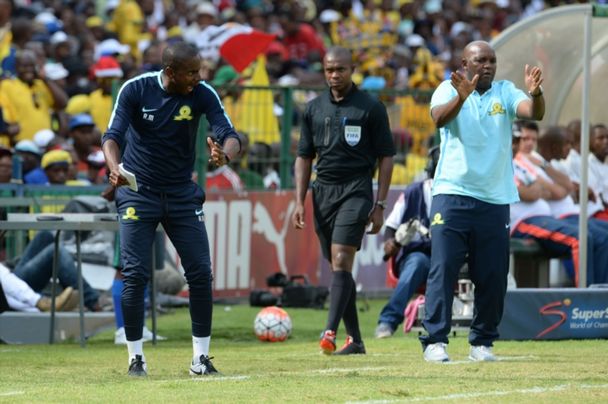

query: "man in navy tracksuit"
xmin=102 ymin=42 xmax=240 ymax=377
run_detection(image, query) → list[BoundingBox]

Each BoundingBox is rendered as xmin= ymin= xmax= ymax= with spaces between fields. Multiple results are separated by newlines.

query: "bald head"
xmin=463 ymin=41 xmax=493 ymax=57
xmin=462 ymin=41 xmax=496 ymax=93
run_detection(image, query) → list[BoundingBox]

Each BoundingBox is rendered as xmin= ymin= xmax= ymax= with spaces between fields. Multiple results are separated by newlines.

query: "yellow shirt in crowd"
xmin=110 ymin=0 xmax=144 ymax=61
xmin=89 ymin=89 xmax=112 ymax=132
xmin=0 ymin=78 xmax=54 ymax=142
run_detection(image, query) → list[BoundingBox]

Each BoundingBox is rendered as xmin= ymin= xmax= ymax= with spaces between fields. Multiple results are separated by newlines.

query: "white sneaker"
xmin=189 ymin=355 xmax=219 ymax=376
xmin=142 ymin=326 xmax=167 ymax=342
xmin=114 ymin=327 xmax=127 ymax=345
xmin=423 ymin=342 xmax=450 ymax=362
xmin=469 ymin=345 xmax=497 ymax=362
xmin=114 ymin=327 xmax=167 ymax=345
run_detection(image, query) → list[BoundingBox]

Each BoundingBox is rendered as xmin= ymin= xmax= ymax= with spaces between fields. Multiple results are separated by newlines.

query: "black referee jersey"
xmin=297 ymin=84 xmax=396 ymax=184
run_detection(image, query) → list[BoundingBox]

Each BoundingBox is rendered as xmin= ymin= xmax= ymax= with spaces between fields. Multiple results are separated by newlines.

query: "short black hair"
xmin=518 ymin=120 xmax=539 ymax=132
xmin=162 ymin=41 xmax=199 ymax=69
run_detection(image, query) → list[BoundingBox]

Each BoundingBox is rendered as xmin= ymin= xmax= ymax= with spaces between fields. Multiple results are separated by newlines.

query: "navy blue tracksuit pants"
xmin=116 ymin=182 xmax=213 ymax=341
xmin=420 ymin=194 xmax=510 ymax=347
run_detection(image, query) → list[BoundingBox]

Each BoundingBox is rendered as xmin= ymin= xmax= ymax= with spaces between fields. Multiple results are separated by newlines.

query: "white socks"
xmin=127 ymin=339 xmax=144 ymax=363
xmin=192 ymin=336 xmax=210 ymax=361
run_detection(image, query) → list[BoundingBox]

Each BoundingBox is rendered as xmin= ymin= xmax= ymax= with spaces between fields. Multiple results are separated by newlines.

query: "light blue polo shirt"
xmin=430 ymin=79 xmax=528 ymax=204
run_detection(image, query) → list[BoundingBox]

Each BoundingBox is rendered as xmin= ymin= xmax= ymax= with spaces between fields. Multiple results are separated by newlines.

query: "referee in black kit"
xmin=292 ymin=46 xmax=395 ymax=355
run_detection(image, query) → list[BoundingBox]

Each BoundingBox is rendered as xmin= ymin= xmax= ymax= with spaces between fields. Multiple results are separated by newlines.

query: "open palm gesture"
xmin=524 ymin=64 xmax=543 ymax=95
xmin=450 ymin=71 xmax=479 ymax=100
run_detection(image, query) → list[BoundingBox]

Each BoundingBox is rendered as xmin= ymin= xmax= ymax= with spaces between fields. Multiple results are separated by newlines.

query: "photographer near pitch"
xmin=375 ymin=146 xmax=438 ymax=339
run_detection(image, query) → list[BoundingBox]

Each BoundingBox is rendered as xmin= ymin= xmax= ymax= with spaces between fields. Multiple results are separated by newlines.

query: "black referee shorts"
xmin=312 ymin=175 xmax=373 ymax=261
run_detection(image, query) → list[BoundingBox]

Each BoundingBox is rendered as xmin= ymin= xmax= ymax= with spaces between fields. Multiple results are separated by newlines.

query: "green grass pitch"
xmin=1 ymin=299 xmax=607 ymax=403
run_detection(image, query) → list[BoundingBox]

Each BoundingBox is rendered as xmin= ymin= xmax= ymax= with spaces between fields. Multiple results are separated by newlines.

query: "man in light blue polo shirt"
xmin=421 ymin=41 xmax=545 ymax=362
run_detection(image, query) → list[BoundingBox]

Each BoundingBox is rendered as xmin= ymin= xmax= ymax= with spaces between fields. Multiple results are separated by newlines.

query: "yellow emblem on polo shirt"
xmin=122 ymin=207 xmax=139 ymax=220
xmin=174 ymin=105 xmax=193 ymax=121
xmin=431 ymin=213 xmax=444 ymax=226
xmin=488 ymin=103 xmax=506 ymax=116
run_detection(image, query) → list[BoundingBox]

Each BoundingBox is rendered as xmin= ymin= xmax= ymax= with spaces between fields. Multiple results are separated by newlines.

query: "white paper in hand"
xmin=118 ymin=163 xmax=138 ymax=192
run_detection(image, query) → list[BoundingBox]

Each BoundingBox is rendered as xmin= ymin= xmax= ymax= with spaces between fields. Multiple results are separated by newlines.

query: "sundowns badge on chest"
xmin=344 ymin=125 xmax=361 ymax=146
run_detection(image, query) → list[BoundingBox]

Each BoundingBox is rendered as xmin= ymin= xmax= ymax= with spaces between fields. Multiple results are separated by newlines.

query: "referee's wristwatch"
xmin=375 ymin=200 xmax=387 ymax=210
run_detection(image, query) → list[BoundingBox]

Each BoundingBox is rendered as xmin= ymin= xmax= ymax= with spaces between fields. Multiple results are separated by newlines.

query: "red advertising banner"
xmin=204 ymin=191 xmax=321 ymax=298
xmin=163 ymin=188 xmax=405 ymax=298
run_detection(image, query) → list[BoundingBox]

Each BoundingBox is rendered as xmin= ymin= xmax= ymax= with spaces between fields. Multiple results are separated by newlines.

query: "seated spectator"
xmin=534 ymin=120 xmax=604 ymax=218
xmin=588 ymin=123 xmax=608 ymax=218
xmin=67 ymin=113 xmax=98 ymax=181
xmin=86 ymin=149 xmax=107 ymax=185
xmin=10 ymin=231 xmax=101 ymax=311
xmin=14 ymin=139 xmax=47 ymax=184
xmin=33 ymin=129 xmax=56 ymax=154
xmin=1 ymin=262 xmax=78 ymax=312
xmin=375 ymin=146 xmax=439 ymax=338
xmin=41 ymin=149 xmax=71 ymax=185
xmin=511 ymin=129 xmax=608 ymax=286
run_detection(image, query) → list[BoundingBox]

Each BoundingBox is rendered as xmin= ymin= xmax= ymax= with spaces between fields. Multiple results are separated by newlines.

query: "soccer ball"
xmin=253 ymin=306 xmax=292 ymax=342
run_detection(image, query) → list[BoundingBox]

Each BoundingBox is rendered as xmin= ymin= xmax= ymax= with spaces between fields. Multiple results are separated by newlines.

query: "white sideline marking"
xmin=347 ymin=383 xmax=608 ymax=403
xmin=0 ymin=391 xmax=25 ymax=397
xmin=443 ymin=360 xmax=472 ymax=365
xmin=442 ymin=355 xmax=538 ymax=365
xmin=155 ymin=375 xmax=250 ymax=384
xmin=190 ymin=375 xmax=250 ymax=382
xmin=313 ymin=367 xmax=390 ymax=374
xmin=496 ymin=355 xmax=539 ymax=361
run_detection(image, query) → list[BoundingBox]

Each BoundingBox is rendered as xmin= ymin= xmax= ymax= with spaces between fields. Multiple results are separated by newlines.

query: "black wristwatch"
xmin=529 ymin=85 xmax=543 ymax=97
xmin=375 ymin=200 xmax=387 ymax=209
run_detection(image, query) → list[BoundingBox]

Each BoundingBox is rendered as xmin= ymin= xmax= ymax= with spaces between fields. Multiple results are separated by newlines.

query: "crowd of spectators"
xmin=0 ymin=0 xmax=606 ymax=321
xmin=0 ymin=0 xmax=592 ymax=190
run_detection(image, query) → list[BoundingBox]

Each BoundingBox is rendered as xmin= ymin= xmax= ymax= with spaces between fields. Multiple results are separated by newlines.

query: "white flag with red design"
xmin=196 ymin=23 xmax=276 ymax=73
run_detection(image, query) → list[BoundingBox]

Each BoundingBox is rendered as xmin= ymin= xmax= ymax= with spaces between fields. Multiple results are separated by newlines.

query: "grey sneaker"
xmin=423 ymin=343 xmax=449 ymax=362
xmin=374 ymin=323 xmax=395 ymax=339
xmin=469 ymin=345 xmax=497 ymax=362
xmin=127 ymin=355 xmax=148 ymax=377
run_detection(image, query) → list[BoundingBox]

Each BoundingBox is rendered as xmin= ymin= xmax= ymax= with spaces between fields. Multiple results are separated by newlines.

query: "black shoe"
xmin=334 ymin=336 xmax=366 ymax=355
xmin=190 ymin=355 xmax=219 ymax=376
xmin=128 ymin=355 xmax=148 ymax=377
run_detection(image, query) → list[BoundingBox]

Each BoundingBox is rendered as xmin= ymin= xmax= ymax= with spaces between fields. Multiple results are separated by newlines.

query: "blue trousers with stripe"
xmin=513 ymin=214 xmax=608 ymax=286
xmin=420 ymin=194 xmax=510 ymax=347
xmin=116 ymin=182 xmax=212 ymax=341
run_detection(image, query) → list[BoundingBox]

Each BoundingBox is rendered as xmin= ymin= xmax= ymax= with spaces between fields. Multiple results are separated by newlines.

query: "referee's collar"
xmin=328 ymin=82 xmax=357 ymax=104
